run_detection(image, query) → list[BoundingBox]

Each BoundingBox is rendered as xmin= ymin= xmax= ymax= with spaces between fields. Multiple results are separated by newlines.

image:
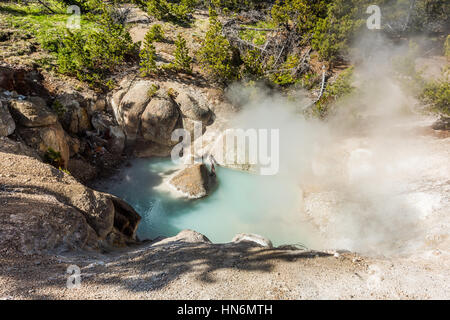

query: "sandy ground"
xmin=0 ymin=238 xmax=448 ymax=300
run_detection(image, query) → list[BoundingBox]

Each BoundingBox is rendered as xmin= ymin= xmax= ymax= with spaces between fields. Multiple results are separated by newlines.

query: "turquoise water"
xmin=99 ymin=158 xmax=312 ymax=246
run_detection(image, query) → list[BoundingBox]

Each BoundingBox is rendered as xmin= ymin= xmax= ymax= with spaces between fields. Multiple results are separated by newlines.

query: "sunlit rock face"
xmin=168 ymin=164 xmax=213 ymax=199
xmin=0 ymin=143 xmax=141 ymax=255
xmin=8 ymin=97 xmax=71 ymax=168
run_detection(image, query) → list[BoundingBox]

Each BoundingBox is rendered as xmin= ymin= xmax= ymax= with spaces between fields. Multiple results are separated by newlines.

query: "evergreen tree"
xmin=198 ymin=6 xmax=238 ymax=81
xmin=140 ymin=30 xmax=158 ymax=76
xmin=173 ymin=34 xmax=192 ymax=73
xmin=148 ymin=24 xmax=165 ymax=42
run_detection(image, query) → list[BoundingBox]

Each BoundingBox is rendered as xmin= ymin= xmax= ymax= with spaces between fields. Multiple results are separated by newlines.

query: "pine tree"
xmin=172 ymin=34 xmax=192 ymax=73
xmin=198 ymin=6 xmax=238 ymax=81
xmin=140 ymin=30 xmax=158 ymax=76
xmin=148 ymin=24 xmax=165 ymax=42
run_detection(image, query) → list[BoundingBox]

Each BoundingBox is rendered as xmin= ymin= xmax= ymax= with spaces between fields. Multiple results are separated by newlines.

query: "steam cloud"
xmin=220 ymin=35 xmax=445 ymax=256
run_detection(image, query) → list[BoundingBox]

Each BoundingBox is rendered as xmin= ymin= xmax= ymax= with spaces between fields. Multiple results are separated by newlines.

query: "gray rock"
xmin=91 ymin=112 xmax=115 ymax=133
xmin=0 ymin=100 xmax=15 ymax=136
xmin=232 ymin=233 xmax=273 ymax=248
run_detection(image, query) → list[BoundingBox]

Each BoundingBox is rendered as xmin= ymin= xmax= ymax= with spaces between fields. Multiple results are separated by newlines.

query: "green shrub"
xmin=300 ymin=72 xmax=320 ymax=90
xmin=241 ymin=49 xmax=264 ymax=79
xmin=421 ymin=80 xmax=450 ymax=115
xmin=147 ymin=0 xmax=196 ymax=24
xmin=55 ymin=3 xmax=138 ymax=86
xmin=140 ymin=29 xmax=158 ymax=76
xmin=148 ymin=24 xmax=165 ymax=42
xmin=147 ymin=83 xmax=160 ymax=97
xmin=239 ymin=20 xmax=277 ymax=46
xmin=270 ymin=54 xmax=300 ymax=86
xmin=172 ymin=33 xmax=192 ymax=72
xmin=44 ymin=147 xmax=65 ymax=168
xmin=211 ymin=0 xmax=267 ymax=13
xmin=271 ymin=0 xmax=330 ymax=34
xmin=311 ymin=0 xmax=368 ymax=63
xmin=324 ymin=66 xmax=355 ymax=101
xmin=314 ymin=66 xmax=355 ymax=118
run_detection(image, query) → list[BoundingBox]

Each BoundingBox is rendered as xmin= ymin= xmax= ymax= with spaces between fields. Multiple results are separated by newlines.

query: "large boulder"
xmin=109 ymin=80 xmax=182 ymax=149
xmin=113 ymin=80 xmax=154 ymax=142
xmin=168 ymin=164 xmax=212 ymax=199
xmin=0 ymin=100 xmax=15 ymax=136
xmin=141 ymin=97 xmax=180 ymax=146
xmin=9 ymin=97 xmax=57 ymax=127
xmin=175 ymin=91 xmax=212 ymax=124
xmin=0 ymin=146 xmax=141 ymax=255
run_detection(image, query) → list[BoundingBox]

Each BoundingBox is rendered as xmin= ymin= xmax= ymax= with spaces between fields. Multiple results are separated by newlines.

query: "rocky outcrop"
xmin=176 ymin=91 xmax=212 ymax=124
xmin=0 ymin=100 xmax=15 ymax=136
xmin=168 ymin=164 xmax=212 ymax=199
xmin=9 ymin=97 xmax=57 ymax=127
xmin=0 ymin=65 xmax=51 ymax=101
xmin=7 ymin=97 xmax=70 ymax=167
xmin=175 ymin=91 xmax=213 ymax=138
xmin=232 ymin=233 xmax=273 ymax=248
xmin=17 ymin=122 xmax=70 ymax=168
xmin=109 ymin=80 xmax=183 ymax=155
xmin=108 ymin=79 xmax=216 ymax=157
xmin=0 ymin=140 xmax=141 ymax=255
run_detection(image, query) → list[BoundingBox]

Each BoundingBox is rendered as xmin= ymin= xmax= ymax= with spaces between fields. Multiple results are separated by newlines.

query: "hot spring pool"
xmin=98 ymin=158 xmax=312 ymax=247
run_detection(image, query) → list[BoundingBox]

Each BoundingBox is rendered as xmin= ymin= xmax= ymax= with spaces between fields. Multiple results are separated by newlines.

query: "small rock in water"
xmin=168 ymin=164 xmax=212 ymax=199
